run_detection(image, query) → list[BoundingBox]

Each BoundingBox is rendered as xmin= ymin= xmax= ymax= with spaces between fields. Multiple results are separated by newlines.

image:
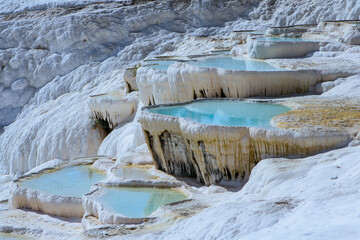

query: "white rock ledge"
xmin=82 ymin=185 xmax=190 ymax=225
xmin=10 ymin=184 xmax=84 ymax=218
xmin=88 ymin=91 xmax=139 ymax=129
xmin=136 ymin=62 xmax=353 ymax=105
xmin=82 ymin=187 xmax=150 ymax=225
xmin=9 ymin=160 xmax=97 ymax=218
xmin=247 ymin=37 xmax=322 ymax=59
xmin=139 ymin=100 xmax=351 ymax=185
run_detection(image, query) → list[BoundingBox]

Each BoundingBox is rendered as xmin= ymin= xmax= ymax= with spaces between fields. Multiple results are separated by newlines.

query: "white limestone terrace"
xmin=0 ymin=0 xmax=359 ymax=239
xmin=82 ymin=183 xmax=189 ymax=225
xmin=139 ymin=99 xmax=352 ymax=185
xmin=0 ymin=0 xmax=260 ymax=176
xmin=9 ymin=158 xmax=105 ymax=218
xmin=136 ymin=54 xmax=356 ymax=106
xmin=246 ymin=36 xmax=323 ymax=59
xmin=88 ymin=91 xmax=139 ymax=132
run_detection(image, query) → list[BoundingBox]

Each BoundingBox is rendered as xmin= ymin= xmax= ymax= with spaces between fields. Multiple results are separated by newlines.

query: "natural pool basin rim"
xmin=142 ymin=98 xmax=290 ymax=129
xmin=140 ymin=99 xmax=351 ymax=185
xmin=14 ymin=159 xmax=97 ymax=183
xmin=83 ymin=186 xmax=190 ymax=224
xmin=10 ymin=160 xmax=101 ymax=218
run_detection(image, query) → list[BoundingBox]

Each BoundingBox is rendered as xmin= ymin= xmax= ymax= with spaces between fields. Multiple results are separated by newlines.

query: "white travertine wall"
xmin=140 ymin=109 xmax=350 ymax=185
xmin=247 ymin=38 xmax=321 ymax=59
xmin=82 ymin=191 xmax=147 ymax=225
xmin=136 ymin=62 xmax=353 ymax=106
xmin=88 ymin=91 xmax=139 ymax=129
xmin=10 ymin=183 xmax=84 ymax=218
xmin=0 ymin=0 xmax=261 ymax=175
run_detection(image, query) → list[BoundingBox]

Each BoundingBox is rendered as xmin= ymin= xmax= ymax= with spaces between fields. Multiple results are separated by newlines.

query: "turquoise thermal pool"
xmin=114 ymin=166 xmax=154 ymax=180
xmin=20 ymin=165 xmax=105 ymax=197
xmin=96 ymin=187 xmax=187 ymax=218
xmin=255 ymin=37 xmax=317 ymax=42
xmin=0 ymin=234 xmax=29 ymax=240
xmin=147 ymin=100 xmax=290 ymax=129
xmin=188 ymin=57 xmax=284 ymax=71
xmin=146 ymin=60 xmax=177 ymax=70
xmin=210 ymin=50 xmax=231 ymax=55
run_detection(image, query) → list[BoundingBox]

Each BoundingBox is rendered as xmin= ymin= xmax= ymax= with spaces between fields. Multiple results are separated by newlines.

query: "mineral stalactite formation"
xmin=136 ymin=62 xmax=353 ymax=106
xmin=140 ymin=104 xmax=350 ymax=185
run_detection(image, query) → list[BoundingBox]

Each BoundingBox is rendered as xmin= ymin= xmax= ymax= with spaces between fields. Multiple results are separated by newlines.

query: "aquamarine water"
xmin=97 ymin=187 xmax=187 ymax=218
xmin=114 ymin=166 xmax=154 ymax=180
xmin=188 ymin=57 xmax=283 ymax=71
xmin=146 ymin=60 xmax=177 ymax=70
xmin=21 ymin=165 xmax=105 ymax=197
xmin=211 ymin=50 xmax=231 ymax=55
xmin=256 ymin=37 xmax=317 ymax=42
xmin=0 ymin=234 xmax=30 ymax=240
xmin=147 ymin=100 xmax=290 ymax=129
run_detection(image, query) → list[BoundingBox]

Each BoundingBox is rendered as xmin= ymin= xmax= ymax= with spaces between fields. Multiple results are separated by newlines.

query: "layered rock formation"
xmin=137 ymin=61 xmax=352 ymax=106
xmin=247 ymin=38 xmax=322 ymax=59
xmin=140 ymin=101 xmax=350 ymax=185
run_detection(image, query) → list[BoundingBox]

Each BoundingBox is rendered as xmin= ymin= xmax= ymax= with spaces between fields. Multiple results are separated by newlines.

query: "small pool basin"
xmin=145 ymin=60 xmax=177 ymax=70
xmin=113 ymin=165 xmax=155 ymax=180
xmin=96 ymin=187 xmax=187 ymax=218
xmin=147 ymin=100 xmax=290 ymax=129
xmin=20 ymin=165 xmax=105 ymax=197
xmin=188 ymin=57 xmax=284 ymax=71
xmin=255 ymin=37 xmax=318 ymax=42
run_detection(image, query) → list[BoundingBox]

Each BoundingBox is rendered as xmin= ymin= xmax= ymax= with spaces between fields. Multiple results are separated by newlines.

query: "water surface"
xmin=114 ymin=166 xmax=154 ymax=180
xmin=147 ymin=100 xmax=290 ymax=129
xmin=97 ymin=187 xmax=187 ymax=218
xmin=145 ymin=60 xmax=177 ymax=70
xmin=0 ymin=233 xmax=31 ymax=240
xmin=21 ymin=165 xmax=105 ymax=197
xmin=188 ymin=57 xmax=283 ymax=71
xmin=256 ymin=37 xmax=317 ymax=42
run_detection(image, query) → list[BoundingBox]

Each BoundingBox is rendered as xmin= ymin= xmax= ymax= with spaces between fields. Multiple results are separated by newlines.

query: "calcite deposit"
xmin=137 ymin=61 xmax=353 ymax=106
xmin=140 ymin=100 xmax=351 ymax=185
xmin=247 ymin=37 xmax=322 ymax=59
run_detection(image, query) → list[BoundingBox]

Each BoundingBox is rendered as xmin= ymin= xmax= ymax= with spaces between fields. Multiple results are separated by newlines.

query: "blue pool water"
xmin=114 ymin=165 xmax=154 ymax=180
xmin=21 ymin=165 xmax=105 ymax=197
xmin=0 ymin=234 xmax=30 ymax=240
xmin=146 ymin=60 xmax=177 ymax=70
xmin=256 ymin=37 xmax=317 ymax=42
xmin=147 ymin=100 xmax=290 ymax=129
xmin=97 ymin=187 xmax=187 ymax=218
xmin=188 ymin=57 xmax=283 ymax=71
xmin=210 ymin=50 xmax=231 ymax=55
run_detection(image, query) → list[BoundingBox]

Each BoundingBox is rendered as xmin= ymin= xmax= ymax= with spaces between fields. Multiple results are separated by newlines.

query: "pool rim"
xmin=141 ymin=98 xmax=291 ymax=130
xmin=82 ymin=185 xmax=191 ymax=224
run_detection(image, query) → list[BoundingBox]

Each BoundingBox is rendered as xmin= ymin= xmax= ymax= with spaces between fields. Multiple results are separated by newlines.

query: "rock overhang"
xmin=140 ymin=99 xmax=352 ymax=185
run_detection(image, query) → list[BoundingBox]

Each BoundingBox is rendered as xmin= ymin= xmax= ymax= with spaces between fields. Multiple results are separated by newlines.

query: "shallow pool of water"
xmin=20 ymin=165 xmax=105 ymax=197
xmin=256 ymin=37 xmax=317 ymax=42
xmin=188 ymin=57 xmax=284 ymax=71
xmin=145 ymin=60 xmax=177 ymax=70
xmin=0 ymin=233 xmax=31 ymax=240
xmin=97 ymin=187 xmax=187 ymax=218
xmin=147 ymin=100 xmax=290 ymax=129
xmin=210 ymin=50 xmax=231 ymax=55
xmin=113 ymin=166 xmax=154 ymax=180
